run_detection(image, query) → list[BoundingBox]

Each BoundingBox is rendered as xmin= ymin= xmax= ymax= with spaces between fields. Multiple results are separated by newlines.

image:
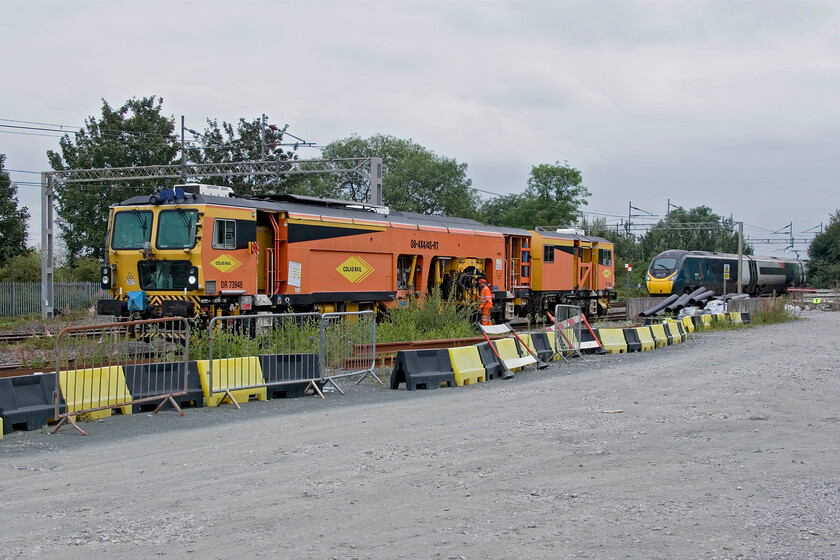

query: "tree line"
xmin=2 ymin=94 xmax=836 ymax=288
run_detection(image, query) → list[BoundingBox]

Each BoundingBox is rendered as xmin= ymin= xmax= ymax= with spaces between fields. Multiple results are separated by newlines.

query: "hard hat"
xmin=478 ymin=278 xmax=488 ymax=284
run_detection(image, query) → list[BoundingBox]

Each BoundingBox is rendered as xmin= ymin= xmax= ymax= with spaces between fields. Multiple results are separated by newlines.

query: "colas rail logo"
xmin=337 ymin=256 xmax=374 ymax=283
xmin=211 ymin=254 xmax=242 ymax=273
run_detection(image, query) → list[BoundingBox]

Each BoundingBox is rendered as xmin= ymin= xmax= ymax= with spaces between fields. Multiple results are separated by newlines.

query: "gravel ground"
xmin=1 ymin=311 xmax=838 ymax=559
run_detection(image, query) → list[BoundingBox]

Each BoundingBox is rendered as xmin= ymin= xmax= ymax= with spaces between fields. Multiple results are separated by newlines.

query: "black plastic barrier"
xmin=0 ymin=374 xmax=62 ymax=434
xmin=622 ymin=328 xmax=642 ymax=352
xmin=122 ymin=362 xmax=204 ymax=413
xmin=741 ymin=313 xmax=751 ymax=324
xmin=475 ymin=342 xmax=506 ymax=380
xmin=391 ymin=349 xmax=456 ymax=391
xmin=258 ymin=354 xmax=322 ymax=398
xmin=526 ymin=332 xmax=555 ymax=361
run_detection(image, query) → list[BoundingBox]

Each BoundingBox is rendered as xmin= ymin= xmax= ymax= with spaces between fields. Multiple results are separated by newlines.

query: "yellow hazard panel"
xmin=447 ymin=346 xmax=485 ymax=386
xmin=58 ymin=366 xmax=132 ymax=419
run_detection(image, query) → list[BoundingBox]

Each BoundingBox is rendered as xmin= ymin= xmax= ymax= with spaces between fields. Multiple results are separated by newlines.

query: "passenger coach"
xmin=646 ymin=249 xmax=805 ymax=296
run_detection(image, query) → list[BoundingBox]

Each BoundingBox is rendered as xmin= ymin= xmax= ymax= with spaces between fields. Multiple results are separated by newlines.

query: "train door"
xmin=576 ymin=240 xmax=593 ymax=290
xmin=505 ymin=235 xmax=531 ymax=289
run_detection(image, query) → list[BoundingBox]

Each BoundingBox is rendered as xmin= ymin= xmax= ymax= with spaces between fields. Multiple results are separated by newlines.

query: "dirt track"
xmin=1 ymin=312 xmax=838 ymax=559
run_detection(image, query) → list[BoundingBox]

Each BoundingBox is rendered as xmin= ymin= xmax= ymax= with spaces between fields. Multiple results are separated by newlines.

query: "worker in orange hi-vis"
xmin=478 ymin=278 xmax=493 ymax=326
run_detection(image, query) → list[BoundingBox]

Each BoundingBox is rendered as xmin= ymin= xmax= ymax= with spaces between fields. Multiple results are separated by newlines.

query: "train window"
xmin=544 ymin=245 xmax=555 ymax=263
xmin=598 ymin=249 xmax=612 ymax=266
xmin=157 ymin=209 xmax=198 ymax=249
xmin=213 ymin=219 xmax=236 ymax=250
xmin=112 ymin=210 xmax=152 ymax=249
xmin=522 ymin=251 xmax=530 ymax=264
xmin=521 ymin=265 xmax=530 ymax=278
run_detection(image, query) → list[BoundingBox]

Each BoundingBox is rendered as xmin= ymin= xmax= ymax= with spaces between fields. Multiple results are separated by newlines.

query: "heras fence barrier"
xmin=552 ymin=304 xmax=603 ymax=358
xmin=52 ymin=318 xmax=190 ymax=435
xmin=319 ymin=311 xmax=379 ymax=393
xmin=207 ymin=312 xmax=324 ymax=407
xmin=205 ymin=311 xmax=377 ymax=403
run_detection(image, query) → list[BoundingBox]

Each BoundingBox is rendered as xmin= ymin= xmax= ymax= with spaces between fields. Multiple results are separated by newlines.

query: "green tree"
xmin=0 ymin=154 xmax=31 ymax=267
xmin=301 ymin=134 xmax=479 ymax=217
xmin=56 ymin=255 xmax=101 ymax=282
xmin=0 ymin=251 xmax=40 ymax=282
xmin=186 ymin=117 xmax=299 ymax=196
xmin=480 ymin=161 xmax=589 ymax=229
xmin=639 ymin=206 xmax=748 ymax=262
xmin=807 ymin=210 xmax=840 ymax=288
xmin=47 ymin=96 xmax=179 ymax=262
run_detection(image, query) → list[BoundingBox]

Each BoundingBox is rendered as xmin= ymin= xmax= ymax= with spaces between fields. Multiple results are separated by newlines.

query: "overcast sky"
xmin=2 ymin=0 xmax=838 ymax=258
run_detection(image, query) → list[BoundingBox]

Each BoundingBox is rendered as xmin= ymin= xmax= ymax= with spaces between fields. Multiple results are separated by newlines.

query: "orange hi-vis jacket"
xmin=480 ymin=284 xmax=493 ymax=309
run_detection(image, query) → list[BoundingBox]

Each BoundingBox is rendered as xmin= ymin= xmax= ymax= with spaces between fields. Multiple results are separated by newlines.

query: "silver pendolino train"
xmin=646 ymin=250 xmax=806 ymax=296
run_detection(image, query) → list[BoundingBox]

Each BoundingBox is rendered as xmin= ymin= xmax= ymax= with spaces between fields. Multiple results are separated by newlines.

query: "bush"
xmin=376 ymin=290 xmax=478 ymax=343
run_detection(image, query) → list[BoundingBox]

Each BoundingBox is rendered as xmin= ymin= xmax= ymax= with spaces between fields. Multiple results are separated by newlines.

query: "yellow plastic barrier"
xmin=493 ymin=338 xmax=527 ymax=371
xmin=0 ymin=418 xmax=3 ymax=439
xmin=665 ymin=322 xmax=682 ymax=344
xmin=649 ymin=324 xmax=669 ymax=347
xmin=729 ymin=312 xmax=743 ymax=324
xmin=196 ymin=357 xmax=267 ymax=406
xmin=598 ymin=328 xmax=627 ymax=354
xmin=447 ymin=346 xmax=486 ymax=386
xmin=715 ymin=313 xmax=728 ymax=324
xmin=634 ymin=327 xmax=655 ymax=351
xmin=699 ymin=314 xmax=713 ymax=328
xmin=548 ymin=329 xmax=575 ymax=359
xmin=681 ymin=316 xmax=695 ymax=333
xmin=517 ymin=333 xmax=537 ymax=356
xmin=57 ymin=366 xmax=132 ymax=420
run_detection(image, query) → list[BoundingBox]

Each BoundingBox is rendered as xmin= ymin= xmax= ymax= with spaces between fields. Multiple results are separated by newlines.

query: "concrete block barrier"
xmin=0 ymin=374 xmax=62 ymax=434
xmin=390 ymin=349 xmax=456 ymax=390
xmin=447 ymin=346 xmax=486 ymax=386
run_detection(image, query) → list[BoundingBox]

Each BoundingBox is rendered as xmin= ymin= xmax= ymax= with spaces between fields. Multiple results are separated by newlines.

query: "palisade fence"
xmin=0 ymin=282 xmax=102 ymax=317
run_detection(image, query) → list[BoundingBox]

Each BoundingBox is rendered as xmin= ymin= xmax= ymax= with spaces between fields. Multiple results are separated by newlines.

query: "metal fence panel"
xmin=553 ymin=304 xmax=584 ymax=359
xmin=320 ymin=311 xmax=378 ymax=392
xmin=52 ymin=317 xmax=190 ymax=435
xmin=0 ymin=282 xmax=101 ymax=316
xmin=207 ymin=313 xmax=324 ymax=406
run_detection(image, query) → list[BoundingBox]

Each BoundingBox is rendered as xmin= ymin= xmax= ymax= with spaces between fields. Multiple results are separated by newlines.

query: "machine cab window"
xmin=112 ymin=210 xmax=152 ymax=249
xmin=544 ymin=245 xmax=555 ymax=264
xmin=157 ymin=209 xmax=198 ymax=249
xmin=213 ymin=219 xmax=236 ymax=249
